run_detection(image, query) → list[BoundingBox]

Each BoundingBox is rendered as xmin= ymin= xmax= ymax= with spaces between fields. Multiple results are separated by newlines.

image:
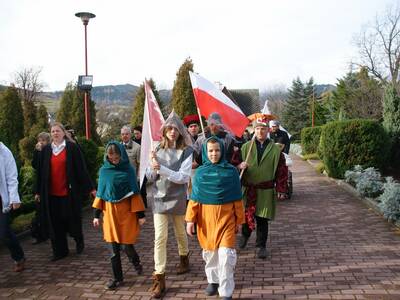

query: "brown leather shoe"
xmin=150 ymin=272 xmax=165 ymax=298
xmin=177 ymin=253 xmax=190 ymax=275
xmin=14 ymin=258 xmax=25 ymax=272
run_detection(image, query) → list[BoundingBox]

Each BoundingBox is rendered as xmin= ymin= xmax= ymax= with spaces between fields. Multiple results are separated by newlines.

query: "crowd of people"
xmin=0 ymin=111 xmax=290 ymax=300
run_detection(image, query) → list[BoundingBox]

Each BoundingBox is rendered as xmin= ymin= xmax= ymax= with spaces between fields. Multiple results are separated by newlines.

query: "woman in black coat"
xmin=35 ymin=123 xmax=95 ymax=261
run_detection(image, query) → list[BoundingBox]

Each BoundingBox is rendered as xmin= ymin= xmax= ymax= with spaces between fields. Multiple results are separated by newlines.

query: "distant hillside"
xmin=159 ymin=89 xmax=172 ymax=104
xmin=90 ymin=84 xmax=139 ymax=104
xmin=39 ymin=84 xmax=140 ymax=105
xmin=314 ymin=84 xmax=336 ymax=96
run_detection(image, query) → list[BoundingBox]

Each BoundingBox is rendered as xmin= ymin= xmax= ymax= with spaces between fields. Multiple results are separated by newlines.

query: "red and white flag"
xmin=139 ymin=80 xmax=165 ymax=188
xmin=189 ymin=71 xmax=248 ymax=137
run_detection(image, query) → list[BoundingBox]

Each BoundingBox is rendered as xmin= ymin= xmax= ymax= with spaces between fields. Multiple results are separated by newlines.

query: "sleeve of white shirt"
xmin=5 ymin=149 xmax=20 ymax=204
xmin=158 ymin=154 xmax=192 ymax=184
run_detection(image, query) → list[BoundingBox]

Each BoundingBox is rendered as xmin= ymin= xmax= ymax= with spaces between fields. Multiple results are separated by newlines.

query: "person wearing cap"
xmin=237 ymin=116 xmax=288 ymax=259
xmin=146 ymin=111 xmax=193 ymax=298
xmin=269 ymin=120 xmax=290 ymax=154
xmin=183 ymin=114 xmax=201 ymax=143
xmin=193 ymin=112 xmax=236 ymax=165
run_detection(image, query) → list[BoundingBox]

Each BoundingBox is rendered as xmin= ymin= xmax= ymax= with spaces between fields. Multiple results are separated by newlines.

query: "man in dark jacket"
xmin=269 ymin=120 xmax=290 ymax=154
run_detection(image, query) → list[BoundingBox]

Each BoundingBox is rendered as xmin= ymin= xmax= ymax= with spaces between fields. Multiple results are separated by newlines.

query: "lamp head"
xmin=75 ymin=12 xmax=96 ymax=25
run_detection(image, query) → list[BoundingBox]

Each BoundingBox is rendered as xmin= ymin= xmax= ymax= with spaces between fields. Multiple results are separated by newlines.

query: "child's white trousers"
xmin=202 ymin=247 xmax=237 ymax=297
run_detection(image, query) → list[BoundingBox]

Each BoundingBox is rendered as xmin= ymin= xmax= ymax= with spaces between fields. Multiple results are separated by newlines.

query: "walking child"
xmin=186 ymin=136 xmax=245 ymax=300
xmin=93 ymin=142 xmax=146 ymax=290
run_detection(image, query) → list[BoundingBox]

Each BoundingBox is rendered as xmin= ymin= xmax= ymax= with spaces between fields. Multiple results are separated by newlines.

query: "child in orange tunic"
xmin=93 ymin=142 xmax=146 ymax=290
xmin=186 ymin=137 xmax=245 ymax=300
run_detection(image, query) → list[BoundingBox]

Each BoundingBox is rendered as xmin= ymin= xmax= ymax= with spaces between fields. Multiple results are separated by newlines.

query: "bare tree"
xmin=355 ymin=4 xmax=400 ymax=85
xmin=13 ymin=67 xmax=45 ymax=102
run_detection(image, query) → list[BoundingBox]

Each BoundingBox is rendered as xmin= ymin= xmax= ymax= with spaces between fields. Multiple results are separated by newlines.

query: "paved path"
xmin=1 ymin=155 xmax=400 ymax=299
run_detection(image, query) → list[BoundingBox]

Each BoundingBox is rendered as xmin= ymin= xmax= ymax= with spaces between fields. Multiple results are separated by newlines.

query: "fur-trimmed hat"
xmin=183 ymin=114 xmax=200 ymax=126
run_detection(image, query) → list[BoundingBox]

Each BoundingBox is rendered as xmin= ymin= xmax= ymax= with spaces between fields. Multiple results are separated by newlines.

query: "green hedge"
xmin=301 ymin=126 xmax=322 ymax=155
xmin=319 ymin=119 xmax=390 ymax=179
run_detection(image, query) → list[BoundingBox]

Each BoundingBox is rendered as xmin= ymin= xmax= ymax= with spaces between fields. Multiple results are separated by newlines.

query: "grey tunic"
xmin=147 ymin=147 xmax=193 ymax=214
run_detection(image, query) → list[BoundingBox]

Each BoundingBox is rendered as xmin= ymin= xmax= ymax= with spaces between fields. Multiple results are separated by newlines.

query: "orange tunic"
xmin=185 ymin=199 xmax=245 ymax=251
xmin=92 ymin=194 xmax=145 ymax=244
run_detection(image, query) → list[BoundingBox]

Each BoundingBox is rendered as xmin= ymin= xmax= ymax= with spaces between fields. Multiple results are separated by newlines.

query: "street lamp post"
xmin=75 ymin=12 xmax=95 ymax=140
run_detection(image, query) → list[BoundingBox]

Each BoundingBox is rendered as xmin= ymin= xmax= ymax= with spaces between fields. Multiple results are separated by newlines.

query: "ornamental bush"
xmin=289 ymin=143 xmax=302 ymax=156
xmin=345 ymin=165 xmax=384 ymax=198
xmin=301 ymin=126 xmax=322 ymax=155
xmin=378 ymin=177 xmax=400 ymax=221
xmin=319 ymin=119 xmax=390 ymax=179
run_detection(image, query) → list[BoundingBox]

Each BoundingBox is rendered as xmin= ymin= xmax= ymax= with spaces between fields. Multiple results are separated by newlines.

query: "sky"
xmin=0 ymin=0 xmax=396 ymax=92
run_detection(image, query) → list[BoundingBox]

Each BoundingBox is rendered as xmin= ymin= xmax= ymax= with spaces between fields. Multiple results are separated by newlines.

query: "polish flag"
xmin=139 ymin=80 xmax=165 ymax=188
xmin=189 ymin=71 xmax=248 ymax=137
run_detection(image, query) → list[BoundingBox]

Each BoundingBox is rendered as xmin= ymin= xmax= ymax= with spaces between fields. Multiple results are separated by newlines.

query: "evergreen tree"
xmin=171 ymin=58 xmax=196 ymax=117
xmin=281 ymin=77 xmax=309 ymax=139
xmin=35 ymin=104 xmax=49 ymax=133
xmin=57 ymin=82 xmax=75 ymax=125
xmin=331 ymin=68 xmax=383 ymax=120
xmin=130 ymin=78 xmax=163 ymax=127
xmin=18 ymin=104 xmax=49 ymax=165
xmin=23 ymin=99 xmax=37 ymax=135
xmin=0 ymin=87 xmax=24 ymax=156
xmin=71 ymin=89 xmax=86 ymax=136
xmin=383 ymin=84 xmax=400 ymax=135
xmin=383 ymin=84 xmax=400 ymax=166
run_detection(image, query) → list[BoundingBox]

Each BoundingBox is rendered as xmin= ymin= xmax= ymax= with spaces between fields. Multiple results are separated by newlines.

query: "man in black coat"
xmin=269 ymin=120 xmax=290 ymax=154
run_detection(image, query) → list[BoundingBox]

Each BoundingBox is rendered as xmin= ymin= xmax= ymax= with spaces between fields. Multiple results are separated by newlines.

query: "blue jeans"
xmin=0 ymin=209 xmax=25 ymax=262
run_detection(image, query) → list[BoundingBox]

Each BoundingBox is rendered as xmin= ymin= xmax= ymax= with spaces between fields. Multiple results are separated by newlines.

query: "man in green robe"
xmin=237 ymin=117 xmax=288 ymax=259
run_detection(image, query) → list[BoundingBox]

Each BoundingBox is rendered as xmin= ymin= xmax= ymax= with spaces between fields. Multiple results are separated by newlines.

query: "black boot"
xmin=110 ymin=243 xmax=123 ymax=284
xmin=257 ymin=247 xmax=267 ymax=259
xmin=125 ymin=244 xmax=142 ymax=275
xmin=238 ymin=235 xmax=249 ymax=249
xmin=76 ymin=239 xmax=84 ymax=254
xmin=205 ymin=283 xmax=219 ymax=296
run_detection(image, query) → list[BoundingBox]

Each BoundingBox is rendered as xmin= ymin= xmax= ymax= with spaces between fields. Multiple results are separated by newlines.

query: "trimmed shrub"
xmin=301 ymin=126 xmax=322 ymax=155
xmin=17 ymin=164 xmax=36 ymax=216
xmin=11 ymin=211 xmax=35 ymax=233
xmin=319 ymin=119 xmax=390 ymax=179
xmin=18 ymin=135 xmax=37 ymax=165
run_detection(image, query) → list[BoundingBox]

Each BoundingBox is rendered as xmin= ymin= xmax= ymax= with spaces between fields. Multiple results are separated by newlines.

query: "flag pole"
xmin=197 ymin=107 xmax=205 ymax=134
xmin=240 ymin=134 xmax=256 ymax=179
xmin=189 ymin=71 xmax=205 ymax=134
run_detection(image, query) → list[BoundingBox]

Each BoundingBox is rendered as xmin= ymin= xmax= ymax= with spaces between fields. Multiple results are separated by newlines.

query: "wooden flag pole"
xmin=240 ymin=134 xmax=256 ymax=179
xmin=197 ymin=107 xmax=205 ymax=134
